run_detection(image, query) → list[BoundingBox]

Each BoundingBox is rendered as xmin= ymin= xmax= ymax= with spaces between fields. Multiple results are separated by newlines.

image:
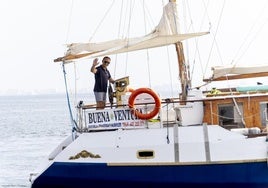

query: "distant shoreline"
xmin=0 ymin=92 xmax=94 ymax=97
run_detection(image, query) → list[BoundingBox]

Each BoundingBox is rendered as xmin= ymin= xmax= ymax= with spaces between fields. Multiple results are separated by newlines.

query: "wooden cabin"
xmin=203 ymin=89 xmax=268 ymax=130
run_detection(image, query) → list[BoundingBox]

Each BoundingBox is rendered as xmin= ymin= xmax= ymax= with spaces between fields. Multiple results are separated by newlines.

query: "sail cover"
xmin=55 ymin=2 xmax=209 ymax=63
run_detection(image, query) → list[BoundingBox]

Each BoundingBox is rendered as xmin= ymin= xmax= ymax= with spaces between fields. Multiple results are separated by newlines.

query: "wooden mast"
xmin=171 ymin=0 xmax=190 ymax=104
xmin=175 ymin=42 xmax=189 ymax=104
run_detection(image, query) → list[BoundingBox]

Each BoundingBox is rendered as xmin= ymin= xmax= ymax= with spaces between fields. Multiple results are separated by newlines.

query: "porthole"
xmin=137 ymin=150 xmax=155 ymax=159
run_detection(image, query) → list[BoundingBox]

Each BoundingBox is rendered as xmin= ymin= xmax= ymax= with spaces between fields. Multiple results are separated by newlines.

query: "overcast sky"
xmin=0 ymin=0 xmax=268 ymax=96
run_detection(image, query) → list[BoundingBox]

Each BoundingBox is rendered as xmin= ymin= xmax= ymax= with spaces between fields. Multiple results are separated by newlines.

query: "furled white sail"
xmin=55 ymin=2 xmax=208 ymax=63
xmin=211 ymin=64 xmax=268 ymax=79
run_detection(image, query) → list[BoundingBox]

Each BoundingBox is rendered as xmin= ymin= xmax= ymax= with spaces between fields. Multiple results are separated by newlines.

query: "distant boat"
xmin=30 ymin=0 xmax=268 ymax=187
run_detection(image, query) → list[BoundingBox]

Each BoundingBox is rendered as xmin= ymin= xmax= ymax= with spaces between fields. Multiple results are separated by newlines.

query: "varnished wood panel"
xmin=203 ymin=95 xmax=268 ymax=128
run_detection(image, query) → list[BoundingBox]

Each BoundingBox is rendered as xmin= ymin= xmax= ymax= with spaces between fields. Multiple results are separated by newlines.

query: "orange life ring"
xmin=128 ymin=88 xmax=161 ymax=120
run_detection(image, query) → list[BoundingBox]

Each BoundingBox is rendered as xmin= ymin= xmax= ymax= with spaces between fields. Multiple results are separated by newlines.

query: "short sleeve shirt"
xmin=93 ymin=65 xmax=111 ymax=92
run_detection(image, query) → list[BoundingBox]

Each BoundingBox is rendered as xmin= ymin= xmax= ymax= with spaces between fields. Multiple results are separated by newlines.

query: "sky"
xmin=0 ymin=0 xmax=268 ymax=96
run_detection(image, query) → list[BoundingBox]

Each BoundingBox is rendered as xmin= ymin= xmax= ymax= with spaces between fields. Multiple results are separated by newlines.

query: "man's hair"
xmin=102 ymin=56 xmax=111 ymax=61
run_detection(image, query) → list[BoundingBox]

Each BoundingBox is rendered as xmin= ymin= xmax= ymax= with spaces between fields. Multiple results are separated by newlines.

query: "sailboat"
xmin=30 ymin=0 xmax=268 ymax=187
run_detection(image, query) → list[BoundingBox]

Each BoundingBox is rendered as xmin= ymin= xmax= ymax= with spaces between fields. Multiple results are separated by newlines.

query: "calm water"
xmin=0 ymin=94 xmax=90 ymax=188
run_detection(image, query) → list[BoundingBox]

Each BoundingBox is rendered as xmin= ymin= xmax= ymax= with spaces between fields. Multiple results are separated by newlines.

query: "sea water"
xmin=0 ymin=94 xmax=91 ymax=188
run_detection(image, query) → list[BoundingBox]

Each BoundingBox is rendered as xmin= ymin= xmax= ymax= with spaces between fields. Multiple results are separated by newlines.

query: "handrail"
xmin=80 ymin=98 xmax=203 ymax=110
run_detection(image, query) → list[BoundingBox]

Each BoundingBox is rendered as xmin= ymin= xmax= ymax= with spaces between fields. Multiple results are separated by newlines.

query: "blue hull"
xmin=32 ymin=161 xmax=268 ymax=188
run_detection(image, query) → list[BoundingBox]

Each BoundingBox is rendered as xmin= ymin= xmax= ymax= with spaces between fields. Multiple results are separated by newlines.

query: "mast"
xmin=175 ymin=42 xmax=189 ymax=103
xmin=171 ymin=0 xmax=190 ymax=104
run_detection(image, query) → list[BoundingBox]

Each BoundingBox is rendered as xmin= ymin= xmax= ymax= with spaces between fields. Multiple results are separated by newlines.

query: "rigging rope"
xmin=212 ymin=111 xmax=260 ymax=121
xmin=73 ymin=63 xmax=78 ymax=106
xmin=199 ymin=0 xmax=236 ymax=96
xmin=204 ymin=0 xmax=226 ymax=74
xmin=182 ymin=0 xmax=209 ymax=85
xmin=119 ymin=0 xmax=156 ymax=89
xmin=65 ymin=0 xmax=74 ymax=44
xmin=113 ymin=0 xmax=125 ymax=79
xmin=224 ymin=11 xmax=263 ymax=128
xmin=89 ymin=0 xmax=116 ymax=42
xmin=231 ymin=1 xmax=268 ymax=66
xmin=142 ymin=0 xmax=152 ymax=88
xmin=123 ymin=0 xmax=136 ymax=76
xmin=62 ymin=0 xmax=78 ymax=139
xmin=62 ymin=63 xmax=78 ymax=138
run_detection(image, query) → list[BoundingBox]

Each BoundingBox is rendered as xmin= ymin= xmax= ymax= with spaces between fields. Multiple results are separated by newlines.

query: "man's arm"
xmin=109 ymin=77 xmax=115 ymax=84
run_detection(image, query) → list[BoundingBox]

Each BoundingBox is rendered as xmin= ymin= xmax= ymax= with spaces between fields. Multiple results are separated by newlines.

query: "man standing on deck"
xmin=91 ymin=56 xmax=115 ymax=109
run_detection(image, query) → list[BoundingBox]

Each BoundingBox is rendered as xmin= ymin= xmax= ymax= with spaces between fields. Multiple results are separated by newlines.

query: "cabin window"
xmin=137 ymin=150 xmax=155 ymax=159
xmin=260 ymin=102 xmax=268 ymax=127
xmin=218 ymin=103 xmax=244 ymax=128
